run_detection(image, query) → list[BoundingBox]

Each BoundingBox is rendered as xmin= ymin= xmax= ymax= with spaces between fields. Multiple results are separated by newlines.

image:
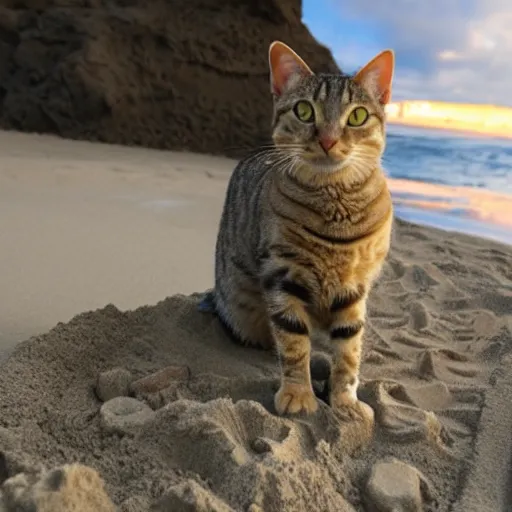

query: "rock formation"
xmin=0 ymin=0 xmax=339 ymax=157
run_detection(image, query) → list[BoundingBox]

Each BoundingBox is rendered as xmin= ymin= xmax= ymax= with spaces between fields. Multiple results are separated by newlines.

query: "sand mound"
xmin=0 ymin=0 xmax=338 ymax=157
xmin=0 ymin=219 xmax=511 ymax=511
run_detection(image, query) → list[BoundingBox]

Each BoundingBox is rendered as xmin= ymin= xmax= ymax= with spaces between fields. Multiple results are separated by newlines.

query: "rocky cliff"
xmin=0 ymin=0 xmax=339 ymax=157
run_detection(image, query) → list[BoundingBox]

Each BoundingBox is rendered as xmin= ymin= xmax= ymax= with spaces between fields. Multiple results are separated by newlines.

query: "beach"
xmin=0 ymin=131 xmax=228 ymax=355
xmin=0 ymin=130 xmax=511 ymax=511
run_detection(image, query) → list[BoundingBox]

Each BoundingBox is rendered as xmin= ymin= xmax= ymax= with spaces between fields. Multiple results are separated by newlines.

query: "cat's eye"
xmin=293 ymin=101 xmax=314 ymax=123
xmin=347 ymin=107 xmax=369 ymax=127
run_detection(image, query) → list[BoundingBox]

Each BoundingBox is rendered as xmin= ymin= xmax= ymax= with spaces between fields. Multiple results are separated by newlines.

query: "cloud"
xmin=326 ymin=0 xmax=512 ymax=105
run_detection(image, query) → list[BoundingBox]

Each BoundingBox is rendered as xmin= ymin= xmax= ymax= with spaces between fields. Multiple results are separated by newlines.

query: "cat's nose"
xmin=319 ymin=136 xmax=337 ymax=153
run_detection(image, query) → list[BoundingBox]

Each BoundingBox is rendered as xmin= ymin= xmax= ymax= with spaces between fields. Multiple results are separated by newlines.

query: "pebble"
xmin=250 ymin=437 xmax=273 ymax=454
xmin=130 ymin=365 xmax=190 ymax=395
xmin=100 ymin=397 xmax=155 ymax=435
xmin=96 ymin=368 xmax=133 ymax=402
xmin=365 ymin=459 xmax=433 ymax=512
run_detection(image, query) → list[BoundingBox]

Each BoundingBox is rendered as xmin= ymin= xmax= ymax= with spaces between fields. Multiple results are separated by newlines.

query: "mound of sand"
xmin=0 ymin=219 xmax=511 ymax=511
xmin=0 ymin=0 xmax=338 ymax=157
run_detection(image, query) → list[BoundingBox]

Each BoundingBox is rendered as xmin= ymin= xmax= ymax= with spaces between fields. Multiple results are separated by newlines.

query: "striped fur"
xmin=211 ymin=42 xmax=394 ymax=415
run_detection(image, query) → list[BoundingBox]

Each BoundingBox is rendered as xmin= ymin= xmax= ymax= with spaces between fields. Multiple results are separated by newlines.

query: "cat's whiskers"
xmin=267 ymin=150 xmax=300 ymax=168
xmin=242 ymin=147 xmax=300 ymax=171
xmin=342 ymin=148 xmax=379 ymax=185
xmin=282 ymin=155 xmax=301 ymax=177
xmin=269 ymin=147 xmax=304 ymax=171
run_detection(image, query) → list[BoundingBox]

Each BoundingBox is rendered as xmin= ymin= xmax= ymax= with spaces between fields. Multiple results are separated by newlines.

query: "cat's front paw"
xmin=329 ymin=389 xmax=374 ymax=422
xmin=329 ymin=375 xmax=359 ymax=409
xmin=329 ymin=388 xmax=358 ymax=409
xmin=274 ymin=382 xmax=318 ymax=415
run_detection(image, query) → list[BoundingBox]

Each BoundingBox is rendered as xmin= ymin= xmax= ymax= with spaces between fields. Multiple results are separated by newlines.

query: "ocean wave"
xmin=384 ymin=126 xmax=512 ymax=194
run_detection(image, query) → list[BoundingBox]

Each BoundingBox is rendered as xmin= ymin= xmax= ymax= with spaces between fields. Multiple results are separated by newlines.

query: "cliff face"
xmin=0 ymin=0 xmax=339 ymax=156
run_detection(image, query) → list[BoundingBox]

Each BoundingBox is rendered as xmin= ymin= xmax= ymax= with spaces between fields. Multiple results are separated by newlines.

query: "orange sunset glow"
xmin=388 ymin=178 xmax=512 ymax=230
xmin=385 ymin=101 xmax=512 ymax=139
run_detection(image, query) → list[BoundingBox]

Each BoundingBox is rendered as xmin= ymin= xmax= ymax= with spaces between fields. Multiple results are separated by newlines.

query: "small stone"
xmin=130 ymin=365 xmax=190 ymax=395
xmin=100 ymin=397 xmax=155 ymax=435
xmin=251 ymin=437 xmax=272 ymax=454
xmin=96 ymin=368 xmax=133 ymax=402
xmin=365 ymin=459 xmax=434 ymax=512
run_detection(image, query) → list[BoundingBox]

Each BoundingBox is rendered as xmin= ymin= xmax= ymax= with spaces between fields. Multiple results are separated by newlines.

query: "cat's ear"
xmin=268 ymin=41 xmax=314 ymax=96
xmin=353 ymin=50 xmax=395 ymax=104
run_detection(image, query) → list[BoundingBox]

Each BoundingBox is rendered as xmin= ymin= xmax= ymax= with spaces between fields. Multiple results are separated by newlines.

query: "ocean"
xmin=383 ymin=125 xmax=512 ymax=245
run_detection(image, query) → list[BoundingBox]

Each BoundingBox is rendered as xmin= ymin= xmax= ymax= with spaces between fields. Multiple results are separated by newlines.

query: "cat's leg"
xmin=261 ymin=266 xmax=317 ymax=415
xmin=229 ymin=299 xmax=274 ymax=349
xmin=328 ymin=288 xmax=367 ymax=409
xmin=215 ymin=289 xmax=274 ymax=349
xmin=209 ymin=265 xmax=275 ymax=348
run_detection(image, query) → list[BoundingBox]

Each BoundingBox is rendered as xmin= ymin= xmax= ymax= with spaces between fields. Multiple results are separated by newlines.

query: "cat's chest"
xmin=313 ymin=247 xmax=367 ymax=290
xmin=305 ymin=242 xmax=383 ymax=316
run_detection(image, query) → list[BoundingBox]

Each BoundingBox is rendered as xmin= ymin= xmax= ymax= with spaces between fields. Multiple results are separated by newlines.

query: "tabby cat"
xmin=207 ymin=41 xmax=394 ymax=416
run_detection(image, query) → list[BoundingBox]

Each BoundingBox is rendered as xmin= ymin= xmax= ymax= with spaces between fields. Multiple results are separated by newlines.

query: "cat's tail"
xmin=197 ymin=289 xmax=217 ymax=313
xmin=310 ymin=352 xmax=331 ymax=381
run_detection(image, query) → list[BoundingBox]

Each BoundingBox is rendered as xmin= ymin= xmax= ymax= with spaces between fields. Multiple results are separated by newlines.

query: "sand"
xmin=0 ymin=130 xmax=228 ymax=356
xmin=1 ymin=131 xmax=512 ymax=511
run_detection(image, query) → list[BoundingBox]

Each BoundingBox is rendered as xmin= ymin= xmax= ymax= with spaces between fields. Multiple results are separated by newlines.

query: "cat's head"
xmin=268 ymin=41 xmax=394 ymax=180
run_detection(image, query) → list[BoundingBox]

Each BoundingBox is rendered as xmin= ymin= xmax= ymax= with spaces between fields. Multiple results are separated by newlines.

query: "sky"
xmin=302 ymin=0 xmax=512 ymax=106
